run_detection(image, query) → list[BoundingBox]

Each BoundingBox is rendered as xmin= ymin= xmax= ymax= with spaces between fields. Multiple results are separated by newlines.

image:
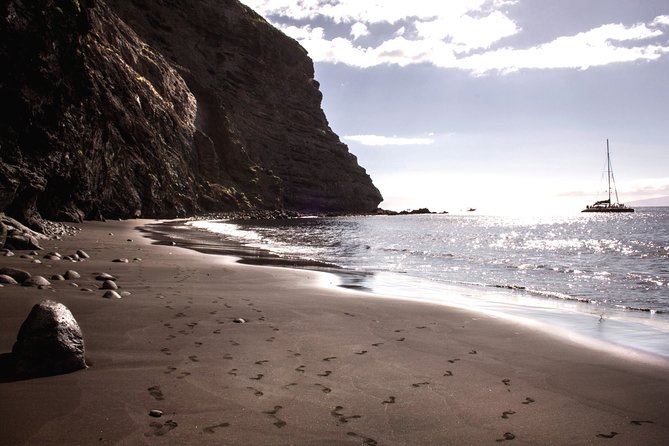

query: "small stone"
xmin=133 ymin=258 xmax=142 ymax=262
xmin=102 ymin=290 xmax=122 ymax=299
xmin=112 ymin=258 xmax=129 ymax=263
xmin=19 ymin=254 xmax=33 ymax=259
xmin=22 ymin=276 xmax=51 ymax=287
xmin=30 ymin=251 xmax=39 ymax=256
xmin=233 ymin=318 xmax=246 ymax=324
xmin=80 ymin=288 xmax=94 ymax=292
xmin=119 ymin=291 xmax=132 ymax=297
xmin=127 ymin=239 xmax=133 ymax=242
xmin=95 ymin=273 xmax=117 ymax=281
xmin=64 ymin=270 xmax=81 ymax=280
xmin=171 ymin=241 xmax=176 ymax=246
xmin=0 ymin=267 xmax=31 ymax=283
xmin=149 ymin=410 xmax=163 ymax=418
xmin=108 ymin=232 xmax=114 ymax=236
xmin=43 ymin=252 xmax=62 ymax=260
xmin=31 ymin=259 xmax=42 ymax=264
xmin=0 ymin=274 xmax=18 ymax=285
xmin=50 ymin=274 xmax=65 ymax=281
xmin=70 ymin=283 xmax=79 ymax=288
xmin=76 ymin=249 xmax=90 ymax=259
xmin=4 ymin=250 xmax=15 ymax=257
xmin=101 ymin=280 xmax=118 ymax=290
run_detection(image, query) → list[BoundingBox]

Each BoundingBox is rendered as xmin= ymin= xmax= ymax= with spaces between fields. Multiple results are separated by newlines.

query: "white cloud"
xmin=344 ymin=134 xmax=435 ymax=146
xmin=242 ymin=2 xmax=669 ymax=74
xmin=350 ymin=22 xmax=369 ymax=40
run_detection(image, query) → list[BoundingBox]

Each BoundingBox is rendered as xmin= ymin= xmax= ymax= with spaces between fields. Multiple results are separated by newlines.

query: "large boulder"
xmin=0 ymin=267 xmax=32 ymax=283
xmin=12 ymin=300 xmax=87 ymax=378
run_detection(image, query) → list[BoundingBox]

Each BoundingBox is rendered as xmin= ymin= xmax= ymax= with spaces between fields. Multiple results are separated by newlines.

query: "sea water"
xmin=177 ymin=208 xmax=669 ymax=360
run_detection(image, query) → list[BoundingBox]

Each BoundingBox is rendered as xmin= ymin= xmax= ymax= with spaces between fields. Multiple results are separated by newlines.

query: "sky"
xmin=240 ymin=0 xmax=669 ymax=214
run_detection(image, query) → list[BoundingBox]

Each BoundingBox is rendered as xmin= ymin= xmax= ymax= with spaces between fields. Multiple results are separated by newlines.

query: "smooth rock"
xmin=64 ymin=270 xmax=81 ymax=280
xmin=80 ymin=288 xmax=94 ymax=292
xmin=76 ymin=249 xmax=90 ymax=259
xmin=22 ymin=276 xmax=51 ymax=287
xmin=31 ymin=259 xmax=42 ymax=264
xmin=102 ymin=290 xmax=122 ymax=299
xmin=119 ymin=291 xmax=132 ymax=297
xmin=12 ymin=300 xmax=87 ymax=378
xmin=4 ymin=234 xmax=42 ymax=251
xmin=0 ymin=267 xmax=31 ymax=283
xmin=96 ymin=273 xmax=117 ymax=281
xmin=112 ymin=258 xmax=129 ymax=263
xmin=44 ymin=252 xmax=62 ymax=259
xmin=50 ymin=274 xmax=65 ymax=281
xmin=149 ymin=410 xmax=163 ymax=418
xmin=4 ymin=250 xmax=14 ymax=257
xmin=101 ymin=280 xmax=118 ymax=290
xmin=233 ymin=318 xmax=246 ymax=324
xmin=0 ymin=274 xmax=18 ymax=285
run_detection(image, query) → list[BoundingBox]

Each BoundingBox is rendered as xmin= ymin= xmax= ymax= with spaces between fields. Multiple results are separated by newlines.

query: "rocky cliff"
xmin=0 ymin=0 xmax=382 ymax=231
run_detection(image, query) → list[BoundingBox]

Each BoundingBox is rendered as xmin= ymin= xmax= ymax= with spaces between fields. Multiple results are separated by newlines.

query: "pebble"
xmin=50 ymin=274 xmax=65 ymax=281
xmin=96 ymin=273 xmax=117 ymax=281
xmin=102 ymin=290 xmax=122 ymax=299
xmin=76 ymin=249 xmax=90 ymax=259
xmin=133 ymin=258 xmax=142 ymax=262
xmin=119 ymin=291 xmax=132 ymax=297
xmin=112 ymin=258 xmax=129 ymax=263
xmin=64 ymin=270 xmax=81 ymax=280
xmin=233 ymin=318 xmax=246 ymax=324
xmin=0 ymin=275 xmax=18 ymax=285
xmin=149 ymin=410 xmax=163 ymax=418
xmin=70 ymin=283 xmax=79 ymax=288
xmin=4 ymin=251 xmax=15 ymax=257
xmin=80 ymin=288 xmax=94 ymax=292
xmin=31 ymin=259 xmax=42 ymax=264
xmin=22 ymin=276 xmax=51 ymax=287
xmin=101 ymin=280 xmax=118 ymax=290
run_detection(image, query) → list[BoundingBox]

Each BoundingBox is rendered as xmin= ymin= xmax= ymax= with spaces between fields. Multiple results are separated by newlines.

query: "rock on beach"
xmin=12 ymin=300 xmax=87 ymax=378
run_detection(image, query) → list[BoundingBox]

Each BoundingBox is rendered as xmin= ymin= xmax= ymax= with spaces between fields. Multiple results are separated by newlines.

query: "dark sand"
xmin=0 ymin=220 xmax=668 ymax=445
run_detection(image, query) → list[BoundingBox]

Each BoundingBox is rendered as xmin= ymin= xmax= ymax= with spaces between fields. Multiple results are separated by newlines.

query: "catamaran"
xmin=582 ymin=139 xmax=634 ymax=213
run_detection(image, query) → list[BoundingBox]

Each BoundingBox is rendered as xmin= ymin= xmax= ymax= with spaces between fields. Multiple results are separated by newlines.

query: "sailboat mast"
xmin=606 ymin=139 xmax=611 ymax=203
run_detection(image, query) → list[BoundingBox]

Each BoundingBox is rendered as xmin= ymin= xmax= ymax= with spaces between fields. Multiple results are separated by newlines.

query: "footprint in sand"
xmin=228 ymin=369 xmax=238 ymax=376
xmin=522 ymin=397 xmax=535 ymax=405
xmin=282 ymin=383 xmax=298 ymax=390
xmin=265 ymin=337 xmax=275 ymax=342
xmin=631 ymin=420 xmax=654 ymax=426
xmin=249 ymin=374 xmax=264 ymax=381
xmin=501 ymin=410 xmax=516 ymax=419
xmin=447 ymin=358 xmax=460 ymax=364
xmin=175 ymin=312 xmax=186 ymax=318
xmin=382 ymin=396 xmax=396 ymax=405
xmin=223 ymin=353 xmax=233 ymax=360
xmin=502 ymin=379 xmax=511 ymax=386
xmin=224 ymin=304 xmax=233 ymax=309
xmin=229 ymin=340 xmax=240 ymax=346
xmin=255 ymin=360 xmax=269 ymax=365
xmin=209 ymin=310 xmax=218 ymax=315
xmin=411 ymin=382 xmax=430 ymax=388
xmin=213 ymin=329 xmax=221 ymax=334
xmin=323 ymin=356 xmax=337 ymax=362
xmin=495 ymin=432 xmax=516 ymax=442
xmin=443 ymin=371 xmax=453 ymax=377
xmin=203 ymin=422 xmax=230 ymax=434
xmin=148 ymin=386 xmax=165 ymax=401
xmin=354 ymin=350 xmax=368 ymax=355
xmin=295 ymin=365 xmax=306 ymax=373
xmin=416 ymin=326 xmax=427 ymax=329
xmin=272 ymin=327 xmax=280 ymax=332
xmin=164 ymin=366 xmax=177 ymax=375
xmin=596 ymin=432 xmax=619 ymax=439
xmin=145 ymin=419 xmax=178 ymax=437
xmin=176 ymin=372 xmax=190 ymax=379
xmin=164 ymin=323 xmax=173 ymax=328
xmin=344 ymin=312 xmax=356 ymax=317
xmin=315 ymin=383 xmax=332 ymax=393
xmin=371 ymin=342 xmax=384 ymax=347
xmin=160 ymin=347 xmax=172 ymax=356
xmin=469 ymin=350 xmax=478 ymax=355
xmin=346 ymin=432 xmax=378 ymax=446
xmin=396 ymin=337 xmax=406 ymax=342
xmin=394 ymin=329 xmax=404 ymax=333
xmin=287 ymin=350 xmax=301 ymax=357
xmin=195 ymin=342 xmax=203 ymax=347
xmin=331 ymin=406 xmax=361 ymax=424
xmin=318 ymin=370 xmax=332 ymax=377
xmin=188 ymin=355 xmax=199 ymax=363
xmin=263 ymin=405 xmax=287 ymax=428
xmin=247 ymin=386 xmax=264 ymax=397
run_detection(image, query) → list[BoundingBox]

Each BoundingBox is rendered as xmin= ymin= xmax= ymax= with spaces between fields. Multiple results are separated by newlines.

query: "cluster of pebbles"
xmin=0 ymin=248 xmax=132 ymax=299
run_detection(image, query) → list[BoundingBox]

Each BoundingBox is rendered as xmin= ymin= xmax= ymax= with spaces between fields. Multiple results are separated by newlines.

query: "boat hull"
xmin=582 ymin=207 xmax=634 ymax=213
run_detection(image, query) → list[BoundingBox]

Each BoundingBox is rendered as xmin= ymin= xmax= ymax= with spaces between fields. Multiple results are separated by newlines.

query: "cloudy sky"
xmin=240 ymin=0 xmax=669 ymax=214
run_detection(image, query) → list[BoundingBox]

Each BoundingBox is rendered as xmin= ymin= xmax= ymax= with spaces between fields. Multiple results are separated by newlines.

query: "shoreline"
xmin=148 ymin=218 xmax=669 ymax=363
xmin=1 ymin=219 xmax=668 ymax=445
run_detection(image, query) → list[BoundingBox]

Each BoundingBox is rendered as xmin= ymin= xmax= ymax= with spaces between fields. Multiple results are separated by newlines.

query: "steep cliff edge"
xmin=0 ymin=0 xmax=382 ymax=230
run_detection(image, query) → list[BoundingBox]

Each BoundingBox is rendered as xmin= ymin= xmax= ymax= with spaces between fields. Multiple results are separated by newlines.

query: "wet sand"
xmin=0 ymin=219 xmax=668 ymax=445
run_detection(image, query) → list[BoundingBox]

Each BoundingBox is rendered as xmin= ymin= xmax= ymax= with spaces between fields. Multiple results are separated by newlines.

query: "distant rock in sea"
xmin=0 ymin=0 xmax=382 ymax=233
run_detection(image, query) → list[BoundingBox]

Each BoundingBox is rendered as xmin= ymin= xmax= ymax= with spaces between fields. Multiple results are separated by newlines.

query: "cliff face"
xmin=0 ymin=0 xmax=382 ymax=230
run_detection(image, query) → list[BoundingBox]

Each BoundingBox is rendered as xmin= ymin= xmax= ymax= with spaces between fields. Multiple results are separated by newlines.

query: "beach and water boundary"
xmin=1 ymin=219 xmax=668 ymax=445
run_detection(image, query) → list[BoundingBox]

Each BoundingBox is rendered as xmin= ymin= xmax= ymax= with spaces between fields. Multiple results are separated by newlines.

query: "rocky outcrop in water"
xmin=0 ymin=0 xmax=382 ymax=231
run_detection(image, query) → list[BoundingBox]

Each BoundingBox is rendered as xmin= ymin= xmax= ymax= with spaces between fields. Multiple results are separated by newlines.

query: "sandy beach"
xmin=1 ymin=219 xmax=668 ymax=445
